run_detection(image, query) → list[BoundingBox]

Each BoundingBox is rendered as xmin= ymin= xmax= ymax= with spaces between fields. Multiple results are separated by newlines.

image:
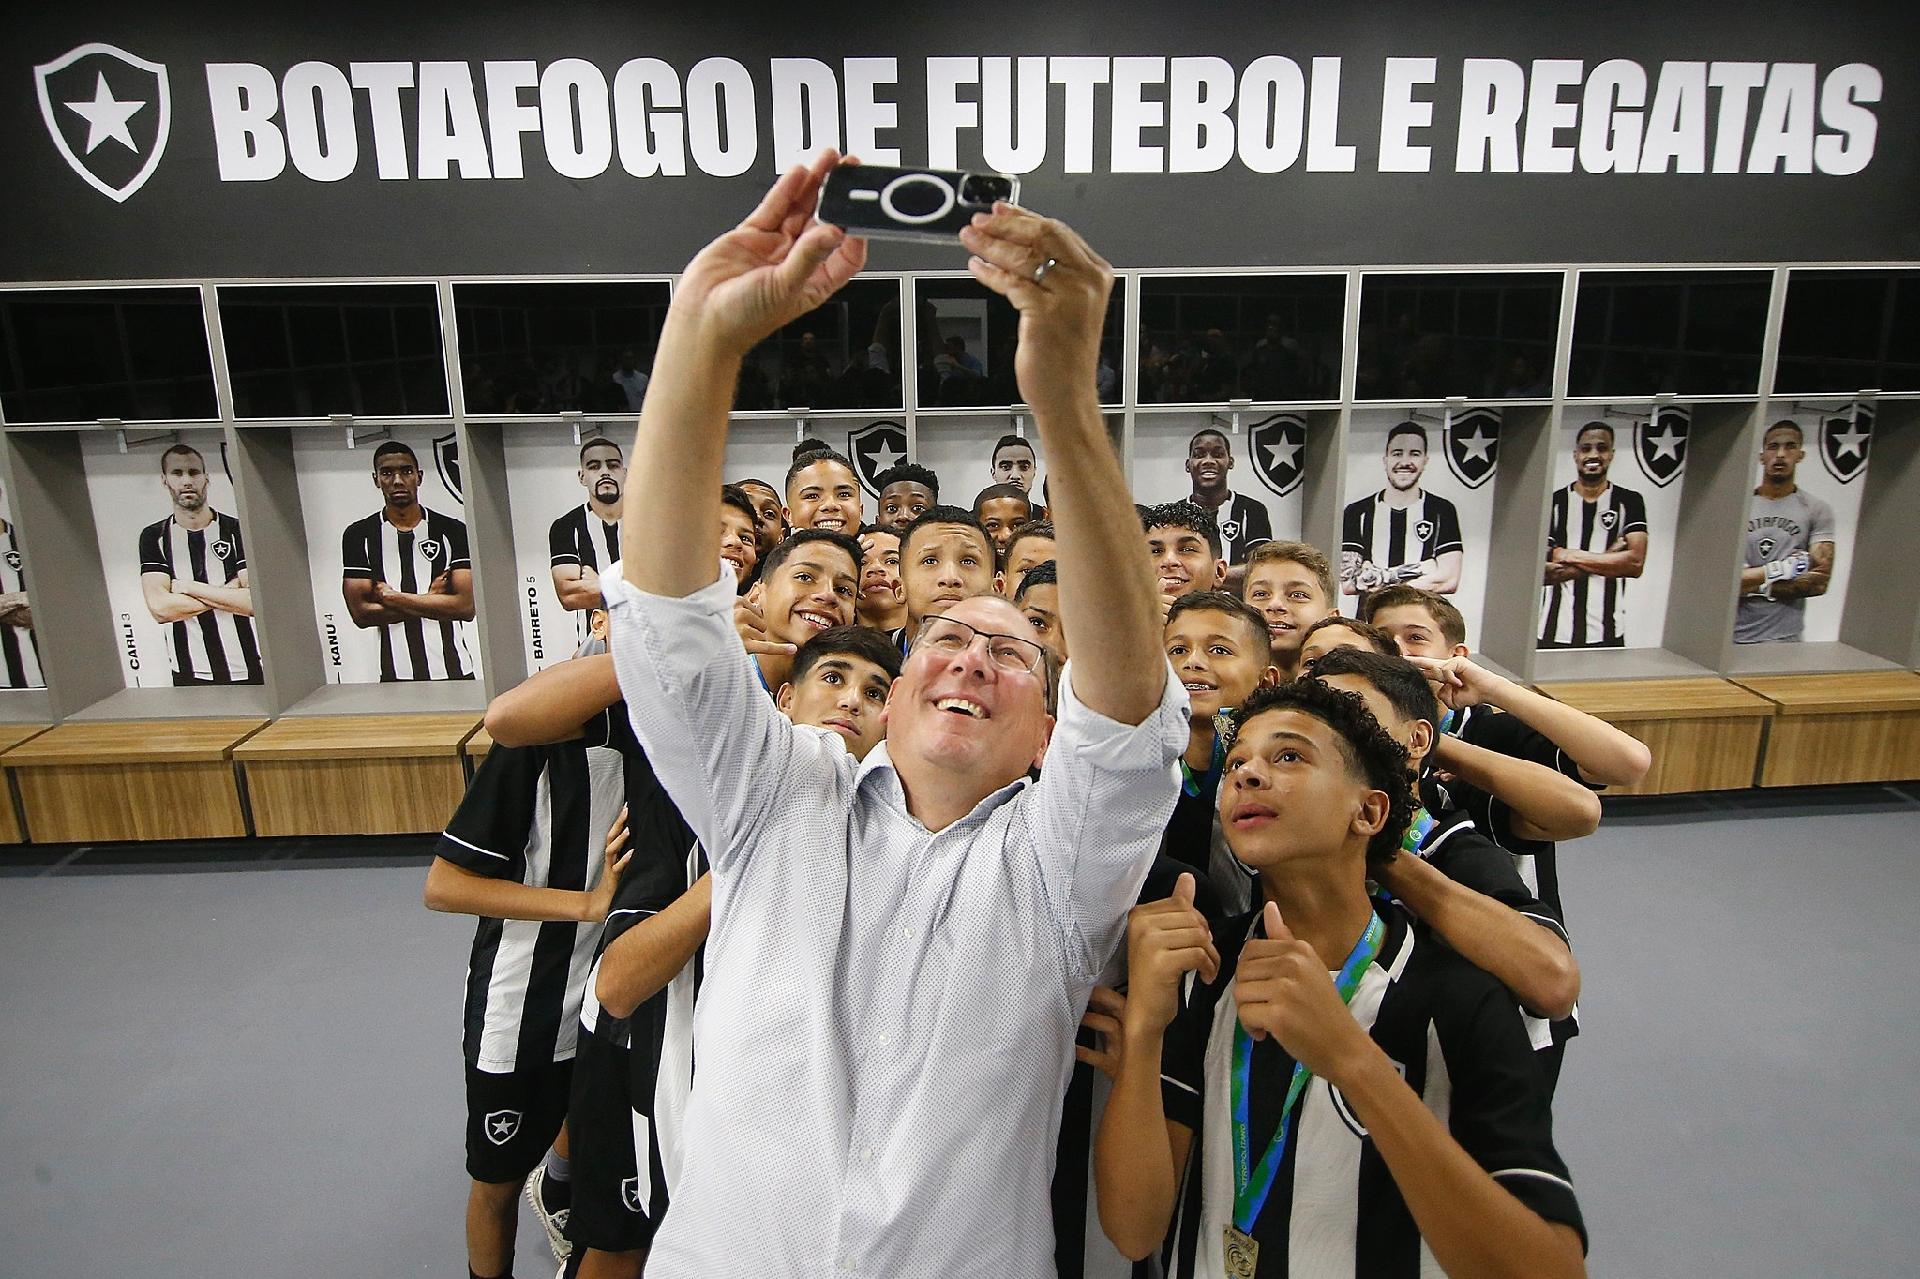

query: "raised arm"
xmin=1415 ymin=655 xmax=1652 ymax=788
xmin=602 ymin=154 xmax=867 ymax=868
xmin=484 ymin=651 xmax=619 ymax=746
xmin=1429 ymin=735 xmax=1601 ymax=843
xmin=961 ymin=207 xmax=1164 ymax=724
xmin=620 ymin=151 xmax=866 ymax=596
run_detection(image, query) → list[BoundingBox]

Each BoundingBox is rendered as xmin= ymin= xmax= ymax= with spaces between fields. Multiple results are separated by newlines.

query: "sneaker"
xmin=524 ymin=1165 xmax=572 ymax=1262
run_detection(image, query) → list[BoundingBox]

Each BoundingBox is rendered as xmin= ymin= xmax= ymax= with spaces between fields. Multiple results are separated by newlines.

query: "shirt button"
xmin=875 ymin=1033 xmax=889 ymax=1047
xmin=861 ymin=1146 xmax=875 ymax=1161
xmin=842 ymin=1256 xmax=860 ymax=1272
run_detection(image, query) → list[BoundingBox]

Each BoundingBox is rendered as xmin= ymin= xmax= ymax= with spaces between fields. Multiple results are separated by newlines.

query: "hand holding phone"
xmin=817 ymin=165 xmax=1020 ymax=243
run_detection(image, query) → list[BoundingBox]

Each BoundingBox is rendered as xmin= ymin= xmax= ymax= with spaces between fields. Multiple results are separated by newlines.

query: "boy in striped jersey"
xmin=138 ymin=444 xmax=262 ymax=685
xmin=424 ymin=612 xmax=631 ymax=1279
xmin=1539 ymin=423 xmax=1648 ymax=649
xmin=341 ymin=441 xmax=476 ymax=681
xmin=1096 ymin=679 xmax=1586 ymax=1278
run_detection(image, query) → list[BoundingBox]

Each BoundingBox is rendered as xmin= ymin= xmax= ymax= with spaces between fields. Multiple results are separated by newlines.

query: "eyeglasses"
xmin=914 ymin=614 xmax=1048 ymax=677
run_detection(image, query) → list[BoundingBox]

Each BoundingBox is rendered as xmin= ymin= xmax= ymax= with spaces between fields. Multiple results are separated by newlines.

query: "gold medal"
xmin=1224 ymin=1225 xmax=1260 ymax=1278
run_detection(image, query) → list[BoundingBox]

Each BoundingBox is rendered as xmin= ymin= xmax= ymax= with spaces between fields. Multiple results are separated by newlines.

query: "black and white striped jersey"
xmin=579 ymin=699 xmax=708 ymax=1219
xmin=1158 ymin=905 xmax=1585 ymax=1278
xmin=1539 ymin=483 xmax=1647 ymax=649
xmin=341 ymin=507 xmax=473 ymax=682
xmin=0 ymin=520 xmax=42 ymax=690
xmin=549 ymin=504 xmax=621 ymax=640
xmin=1341 ymin=490 xmax=1463 ymax=574
xmin=438 ymin=735 xmax=626 ymax=1073
xmin=137 ymin=511 xmax=262 ymax=684
xmin=1054 ymin=857 xmax=1217 ymax=1279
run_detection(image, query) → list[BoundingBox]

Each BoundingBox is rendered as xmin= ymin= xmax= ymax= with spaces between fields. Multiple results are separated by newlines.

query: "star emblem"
xmin=1260 ymin=434 xmax=1302 ymax=473
xmin=64 ymin=72 xmax=144 ymax=154
xmin=1455 ymin=425 xmax=1495 ymax=464
xmin=1831 ymin=422 xmax=1868 ymax=460
xmin=489 ymin=1115 xmax=515 ymax=1138
xmin=1645 ymin=424 xmax=1684 ymax=462
xmin=863 ymin=437 xmax=904 ymax=475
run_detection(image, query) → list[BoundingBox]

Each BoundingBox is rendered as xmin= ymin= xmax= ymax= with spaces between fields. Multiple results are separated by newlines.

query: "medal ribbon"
xmin=1180 ymin=721 xmax=1230 ymax=798
xmin=1229 ymin=911 xmax=1386 ymax=1235
xmin=1401 ymin=805 xmax=1436 ymax=857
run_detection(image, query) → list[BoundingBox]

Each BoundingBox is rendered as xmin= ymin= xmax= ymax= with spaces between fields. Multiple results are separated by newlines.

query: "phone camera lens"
xmin=962 ymin=175 xmax=1013 ymax=205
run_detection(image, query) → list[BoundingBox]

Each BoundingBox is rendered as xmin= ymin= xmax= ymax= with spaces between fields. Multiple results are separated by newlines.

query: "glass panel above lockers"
xmin=0 ymin=286 xmax=217 ymax=424
xmin=1137 ymin=274 xmax=1345 ymax=405
xmin=1357 ymin=272 xmax=1561 ymax=401
xmin=219 ymin=283 xmax=449 ymax=419
xmin=1569 ymin=270 xmax=1771 ymax=397
xmin=912 ymin=277 xmax=1126 ymax=408
xmin=453 ymin=281 xmax=672 ymax=414
xmin=734 ymin=278 xmax=904 ymax=412
xmin=1774 ymin=268 xmax=1920 ymax=395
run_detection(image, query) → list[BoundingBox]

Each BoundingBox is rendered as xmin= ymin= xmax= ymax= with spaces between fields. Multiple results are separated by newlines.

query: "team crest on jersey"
xmin=482 ymin=1109 xmax=522 ymax=1146
xmin=845 ymin=420 xmax=908 ymax=498
xmin=1819 ymin=408 xmax=1873 ymax=485
xmin=212 ymin=538 xmax=233 ymax=560
xmin=1415 ymin=519 xmax=1435 ymax=541
xmin=1442 ymin=409 xmax=1500 ymax=490
xmin=3 ymin=551 xmax=19 ymax=571
xmin=34 ymin=44 xmax=172 ymax=203
xmin=1220 ymin=518 xmax=1242 ymax=542
xmin=1247 ymin=413 xmax=1306 ymax=496
xmin=432 ymin=433 xmax=463 ymax=503
xmin=1634 ymin=408 xmax=1689 ymax=488
xmin=1599 ymin=510 xmax=1618 ymax=532
xmin=1757 ymin=534 xmax=1779 ymax=559
xmin=620 ymin=1175 xmax=644 ymax=1213
xmin=419 ymin=538 xmax=443 ymax=563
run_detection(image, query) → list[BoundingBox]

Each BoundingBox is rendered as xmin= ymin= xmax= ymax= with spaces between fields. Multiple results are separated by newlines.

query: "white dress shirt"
xmin=603 ymin=565 xmax=1187 ymax=1277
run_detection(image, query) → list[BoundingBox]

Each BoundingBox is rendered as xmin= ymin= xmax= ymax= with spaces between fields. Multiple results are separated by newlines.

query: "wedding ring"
xmin=1032 ymin=257 xmax=1060 ymax=284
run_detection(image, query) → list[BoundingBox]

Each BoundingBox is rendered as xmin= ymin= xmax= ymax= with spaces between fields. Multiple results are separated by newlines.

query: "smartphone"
xmin=816 ymin=165 xmax=1020 ymax=244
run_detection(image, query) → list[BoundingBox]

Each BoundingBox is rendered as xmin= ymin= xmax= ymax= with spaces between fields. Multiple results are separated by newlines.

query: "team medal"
xmin=1223 ymin=1225 xmax=1259 ymax=1278
xmin=1227 ymin=911 xmax=1387 ymax=1278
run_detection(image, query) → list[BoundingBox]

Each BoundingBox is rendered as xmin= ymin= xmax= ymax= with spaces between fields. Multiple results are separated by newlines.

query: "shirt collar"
xmin=853 ymin=739 xmax=1032 ymax=829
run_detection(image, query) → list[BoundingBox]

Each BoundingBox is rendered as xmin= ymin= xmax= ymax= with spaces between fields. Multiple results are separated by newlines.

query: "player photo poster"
xmin=293 ymin=428 xmax=480 ymax=683
xmin=501 ymin=424 xmax=628 ymax=673
xmin=80 ymin=428 xmax=262 ymax=689
xmin=1734 ymin=408 xmax=1871 ymax=645
xmin=1343 ymin=408 xmax=1496 ymax=647
xmin=1537 ymin=410 xmax=1683 ymax=651
xmin=912 ymin=417 xmax=1039 ymax=517
xmin=0 ymin=479 xmax=45 ymax=691
xmin=1130 ymin=415 xmax=1304 ymax=552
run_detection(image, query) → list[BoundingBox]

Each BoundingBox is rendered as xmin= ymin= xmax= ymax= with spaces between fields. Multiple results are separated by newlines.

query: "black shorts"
xmin=567 ymin=1015 xmax=665 ymax=1255
xmin=464 ymin=1059 xmax=572 ymax=1185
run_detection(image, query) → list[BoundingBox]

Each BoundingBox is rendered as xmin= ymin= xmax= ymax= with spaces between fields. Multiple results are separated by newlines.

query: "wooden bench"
xmin=2 ymin=719 xmax=265 ymax=842
xmin=232 ymin=713 xmax=481 ymax=836
xmin=0 ymin=724 xmax=51 ymax=843
xmin=1534 ymin=679 xmax=1775 ymax=795
xmin=1732 ymin=671 xmax=1920 ymax=787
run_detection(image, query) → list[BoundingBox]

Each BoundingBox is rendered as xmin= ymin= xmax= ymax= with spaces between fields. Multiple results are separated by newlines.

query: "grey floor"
xmin=3 ymin=792 xmax=1918 ymax=1277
